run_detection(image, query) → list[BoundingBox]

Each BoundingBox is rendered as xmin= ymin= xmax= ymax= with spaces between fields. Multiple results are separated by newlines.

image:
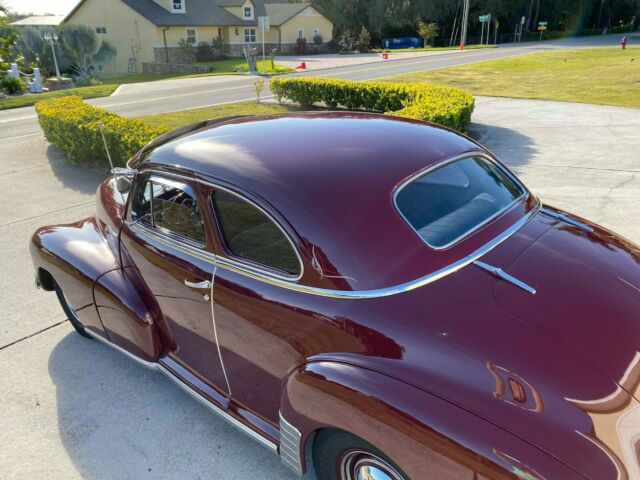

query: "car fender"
xmin=30 ymin=216 xmax=121 ymax=335
xmin=93 ymin=266 xmax=165 ymax=362
xmin=280 ymin=361 xmax=583 ymax=480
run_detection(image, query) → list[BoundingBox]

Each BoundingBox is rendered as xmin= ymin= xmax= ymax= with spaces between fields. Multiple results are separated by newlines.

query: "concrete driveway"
xmin=1 ymin=95 xmax=639 ymax=479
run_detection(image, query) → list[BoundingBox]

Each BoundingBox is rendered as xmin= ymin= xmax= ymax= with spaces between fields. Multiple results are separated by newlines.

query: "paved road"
xmin=1 ymin=34 xmax=639 ymax=479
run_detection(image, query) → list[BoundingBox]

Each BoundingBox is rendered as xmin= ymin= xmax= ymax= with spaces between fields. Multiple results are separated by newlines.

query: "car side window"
xmin=130 ymin=178 xmax=206 ymax=245
xmin=212 ymin=191 xmax=301 ymax=277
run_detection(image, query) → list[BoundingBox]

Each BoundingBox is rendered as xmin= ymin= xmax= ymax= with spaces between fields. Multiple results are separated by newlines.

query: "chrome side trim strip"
xmin=129 ymin=202 xmax=541 ymax=299
xmin=474 ymin=260 xmax=536 ymax=294
xmin=210 ymin=265 xmax=232 ymax=396
xmin=85 ymin=329 xmax=159 ymax=370
xmin=279 ymin=412 xmax=304 ymax=475
xmin=86 ymin=330 xmax=277 ymax=453
xmin=541 ymin=208 xmax=594 ymax=233
xmin=159 ymin=365 xmax=277 ymax=453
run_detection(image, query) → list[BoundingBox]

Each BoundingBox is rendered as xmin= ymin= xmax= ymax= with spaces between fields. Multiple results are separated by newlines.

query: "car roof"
xmin=137 ymin=112 xmax=495 ymax=291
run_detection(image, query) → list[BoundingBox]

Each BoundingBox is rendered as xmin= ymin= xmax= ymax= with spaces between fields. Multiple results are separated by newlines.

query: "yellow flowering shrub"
xmin=35 ymin=96 xmax=167 ymax=167
xmin=269 ymin=78 xmax=474 ymax=132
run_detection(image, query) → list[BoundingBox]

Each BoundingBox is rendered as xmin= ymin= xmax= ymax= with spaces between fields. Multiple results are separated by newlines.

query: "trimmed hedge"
xmin=35 ymin=96 xmax=167 ymax=167
xmin=269 ymin=78 xmax=474 ymax=132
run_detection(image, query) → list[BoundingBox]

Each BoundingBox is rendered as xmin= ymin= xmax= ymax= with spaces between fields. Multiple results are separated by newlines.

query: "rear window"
xmin=395 ymin=157 xmax=525 ymax=248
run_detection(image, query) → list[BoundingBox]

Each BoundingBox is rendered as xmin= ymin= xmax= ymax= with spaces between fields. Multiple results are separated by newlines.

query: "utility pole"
xmin=460 ymin=0 xmax=470 ymax=49
xmin=450 ymin=0 xmax=461 ymax=47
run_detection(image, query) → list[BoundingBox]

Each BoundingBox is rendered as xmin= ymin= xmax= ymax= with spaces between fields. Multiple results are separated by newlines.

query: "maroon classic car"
xmin=31 ymin=112 xmax=640 ymax=480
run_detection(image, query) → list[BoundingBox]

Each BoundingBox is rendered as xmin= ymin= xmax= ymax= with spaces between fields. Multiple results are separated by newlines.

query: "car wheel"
xmin=313 ymin=430 xmax=407 ymax=480
xmin=54 ymin=281 xmax=91 ymax=338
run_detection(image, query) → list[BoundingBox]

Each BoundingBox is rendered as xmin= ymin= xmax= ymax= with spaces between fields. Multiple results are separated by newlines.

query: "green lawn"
xmin=136 ymin=100 xmax=305 ymax=130
xmin=384 ymin=46 xmax=640 ymax=108
xmin=0 ymin=58 xmax=293 ymax=111
xmin=0 ymin=84 xmax=118 ymax=111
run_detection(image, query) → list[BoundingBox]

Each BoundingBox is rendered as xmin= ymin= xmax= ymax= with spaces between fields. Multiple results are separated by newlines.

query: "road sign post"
xmin=479 ymin=14 xmax=490 ymax=45
xmin=538 ymin=21 xmax=547 ymax=41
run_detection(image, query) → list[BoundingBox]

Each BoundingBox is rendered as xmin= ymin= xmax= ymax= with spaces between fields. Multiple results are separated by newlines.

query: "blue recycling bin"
xmin=381 ymin=37 xmax=423 ymax=49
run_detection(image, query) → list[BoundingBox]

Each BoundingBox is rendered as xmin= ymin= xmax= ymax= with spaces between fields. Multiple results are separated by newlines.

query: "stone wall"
xmin=142 ymin=62 xmax=212 ymax=74
xmin=153 ymin=47 xmax=198 ymax=64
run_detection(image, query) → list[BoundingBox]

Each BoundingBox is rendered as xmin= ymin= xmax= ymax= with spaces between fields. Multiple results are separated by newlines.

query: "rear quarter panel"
xmin=282 ymin=361 xmax=582 ymax=480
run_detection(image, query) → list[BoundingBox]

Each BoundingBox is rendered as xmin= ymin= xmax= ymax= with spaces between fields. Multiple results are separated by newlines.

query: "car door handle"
xmin=184 ymin=279 xmax=212 ymax=290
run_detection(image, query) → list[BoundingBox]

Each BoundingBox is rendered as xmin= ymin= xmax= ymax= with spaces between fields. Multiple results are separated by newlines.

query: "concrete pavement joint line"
xmin=0 ymin=163 xmax=49 ymax=176
xmin=0 ymin=200 xmax=95 ymax=229
xmin=0 ymin=319 xmax=68 ymax=351
xmin=0 ymin=132 xmax=42 ymax=141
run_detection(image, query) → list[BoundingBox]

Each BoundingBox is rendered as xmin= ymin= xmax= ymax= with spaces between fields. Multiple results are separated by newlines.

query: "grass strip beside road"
xmin=0 ymin=84 xmax=117 ymax=110
xmin=136 ymin=100 xmax=305 ymax=130
xmin=384 ymin=46 xmax=640 ymax=108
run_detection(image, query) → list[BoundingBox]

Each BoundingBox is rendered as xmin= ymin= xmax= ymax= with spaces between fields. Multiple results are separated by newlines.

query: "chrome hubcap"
xmin=341 ymin=450 xmax=404 ymax=480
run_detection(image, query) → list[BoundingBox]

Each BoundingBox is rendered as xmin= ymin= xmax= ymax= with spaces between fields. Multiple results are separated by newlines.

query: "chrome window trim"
xmin=209 ymin=183 xmax=304 ymax=282
xmin=129 ymin=173 xmax=207 ymax=249
xmin=129 ymin=166 xmax=539 ymax=299
xmin=84 ymin=330 xmax=277 ymax=453
xmin=131 ymin=168 xmax=304 ymax=283
xmin=392 ymin=153 xmax=528 ymax=251
xmin=129 ymin=201 xmax=540 ymax=299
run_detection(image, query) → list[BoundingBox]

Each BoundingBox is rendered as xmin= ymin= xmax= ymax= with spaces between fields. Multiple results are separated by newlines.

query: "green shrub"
xmin=35 ymin=96 xmax=167 ymax=167
xmin=1 ymin=77 xmax=27 ymax=95
xmin=73 ymin=76 xmax=103 ymax=88
xmin=269 ymin=77 xmax=474 ymax=132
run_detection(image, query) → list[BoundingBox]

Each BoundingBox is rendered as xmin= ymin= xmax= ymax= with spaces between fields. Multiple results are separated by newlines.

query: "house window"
xmin=186 ymin=28 xmax=197 ymax=44
xmin=244 ymin=28 xmax=256 ymax=43
xmin=297 ymin=28 xmax=304 ymax=39
xmin=173 ymin=0 xmax=183 ymax=11
xmin=313 ymin=28 xmax=320 ymax=37
xmin=244 ymin=6 xmax=252 ymax=18
xmin=96 ymin=27 xmax=107 ymax=34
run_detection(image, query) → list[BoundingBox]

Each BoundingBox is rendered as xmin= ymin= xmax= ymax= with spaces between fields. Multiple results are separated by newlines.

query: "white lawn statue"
xmin=29 ymin=68 xmax=43 ymax=93
xmin=7 ymin=63 xmax=19 ymax=79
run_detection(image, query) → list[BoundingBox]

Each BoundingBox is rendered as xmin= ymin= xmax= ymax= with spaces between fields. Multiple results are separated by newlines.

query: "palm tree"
xmin=417 ymin=21 xmax=439 ymax=47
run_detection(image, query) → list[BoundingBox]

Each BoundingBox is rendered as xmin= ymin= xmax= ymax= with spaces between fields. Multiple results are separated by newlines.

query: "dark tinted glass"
xmin=130 ymin=179 xmax=205 ymax=245
xmin=131 ymin=180 xmax=152 ymax=224
xmin=212 ymin=191 xmax=300 ymax=276
xmin=395 ymin=157 xmax=524 ymax=248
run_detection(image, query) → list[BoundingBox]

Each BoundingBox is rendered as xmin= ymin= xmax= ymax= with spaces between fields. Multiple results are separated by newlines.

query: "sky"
xmin=4 ymin=0 xmax=79 ymax=15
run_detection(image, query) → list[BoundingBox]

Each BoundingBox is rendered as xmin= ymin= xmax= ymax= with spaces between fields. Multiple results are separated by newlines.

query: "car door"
xmin=120 ymin=172 xmax=230 ymax=401
xmin=208 ymin=187 xmax=311 ymax=424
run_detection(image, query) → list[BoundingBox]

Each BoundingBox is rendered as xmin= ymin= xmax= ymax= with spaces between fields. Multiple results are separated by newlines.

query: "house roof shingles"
xmin=11 ymin=15 xmax=65 ymax=26
xmin=66 ymin=0 xmax=315 ymax=27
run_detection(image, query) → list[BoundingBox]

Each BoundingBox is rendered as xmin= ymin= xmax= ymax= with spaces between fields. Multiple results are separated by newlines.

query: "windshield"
xmin=395 ymin=156 xmax=525 ymax=249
